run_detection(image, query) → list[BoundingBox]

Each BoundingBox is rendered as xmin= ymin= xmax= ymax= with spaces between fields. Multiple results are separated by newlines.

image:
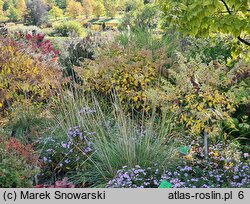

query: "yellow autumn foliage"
xmin=158 ymin=55 xmax=249 ymax=136
xmin=75 ymin=42 xmax=249 ymax=137
xmin=0 ymin=37 xmax=63 ymax=114
xmin=75 ymin=43 xmax=168 ymax=109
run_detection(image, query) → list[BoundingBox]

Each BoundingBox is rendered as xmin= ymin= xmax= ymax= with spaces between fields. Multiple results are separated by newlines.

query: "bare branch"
xmin=237 ymin=36 xmax=250 ymax=46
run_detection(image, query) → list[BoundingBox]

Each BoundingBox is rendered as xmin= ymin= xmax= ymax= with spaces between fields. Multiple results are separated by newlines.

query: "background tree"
xmin=81 ymin=0 xmax=93 ymax=19
xmin=92 ymin=0 xmax=105 ymax=19
xmin=55 ymin=0 xmax=67 ymax=9
xmin=135 ymin=3 xmax=159 ymax=29
xmin=26 ymin=0 xmax=49 ymax=26
xmin=47 ymin=0 xmax=56 ymax=7
xmin=123 ymin=0 xmax=156 ymax=29
xmin=3 ymin=0 xmax=9 ymax=11
xmin=103 ymin=0 xmax=118 ymax=18
xmin=16 ymin=0 xmax=27 ymax=21
xmin=116 ymin=0 xmax=126 ymax=12
xmin=124 ymin=0 xmax=144 ymax=12
xmin=66 ymin=0 xmax=83 ymax=19
xmin=49 ymin=5 xmax=63 ymax=20
xmin=0 ymin=0 xmax=4 ymax=16
xmin=2 ymin=0 xmax=10 ymax=12
xmin=7 ymin=3 xmax=18 ymax=21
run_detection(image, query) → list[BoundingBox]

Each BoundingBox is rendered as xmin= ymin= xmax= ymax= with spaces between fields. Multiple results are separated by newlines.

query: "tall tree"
xmin=49 ymin=5 xmax=63 ymax=19
xmin=26 ymin=0 xmax=49 ymax=26
xmin=82 ymin=0 xmax=93 ymax=19
xmin=55 ymin=0 xmax=67 ymax=9
xmin=124 ymin=0 xmax=144 ymax=12
xmin=66 ymin=0 xmax=83 ymax=19
xmin=7 ymin=2 xmax=18 ymax=21
xmin=103 ymin=0 xmax=118 ymax=18
xmin=0 ymin=0 xmax=4 ymax=16
xmin=47 ymin=0 xmax=56 ymax=7
xmin=16 ymin=0 xmax=27 ymax=20
xmin=116 ymin=0 xmax=127 ymax=12
xmin=92 ymin=0 xmax=105 ymax=19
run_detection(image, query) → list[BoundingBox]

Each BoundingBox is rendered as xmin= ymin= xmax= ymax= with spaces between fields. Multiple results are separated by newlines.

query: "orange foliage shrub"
xmin=0 ymin=36 xmax=63 ymax=114
xmin=4 ymin=137 xmax=38 ymax=166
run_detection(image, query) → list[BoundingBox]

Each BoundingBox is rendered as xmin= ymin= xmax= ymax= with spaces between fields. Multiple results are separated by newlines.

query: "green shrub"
xmin=7 ymin=102 xmax=53 ymax=144
xmin=53 ymin=21 xmax=86 ymax=37
xmin=117 ymin=29 xmax=167 ymax=53
xmin=184 ymin=36 xmax=233 ymax=65
xmin=75 ymin=37 xmax=248 ymax=139
xmin=0 ymin=156 xmax=36 ymax=187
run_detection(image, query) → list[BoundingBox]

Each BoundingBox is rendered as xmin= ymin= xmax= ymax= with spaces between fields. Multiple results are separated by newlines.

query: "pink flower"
xmin=26 ymin=34 xmax=32 ymax=41
xmin=53 ymin=50 xmax=60 ymax=57
xmin=34 ymin=184 xmax=44 ymax=188
xmin=49 ymin=178 xmax=75 ymax=188
xmin=43 ymin=40 xmax=51 ymax=45
xmin=37 ymin=33 xmax=45 ymax=41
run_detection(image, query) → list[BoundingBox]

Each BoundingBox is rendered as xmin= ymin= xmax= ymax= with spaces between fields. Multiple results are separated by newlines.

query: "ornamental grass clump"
xmin=49 ymin=90 xmax=180 ymax=186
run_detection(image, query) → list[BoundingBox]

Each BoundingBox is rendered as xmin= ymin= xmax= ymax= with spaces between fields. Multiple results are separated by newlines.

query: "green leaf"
xmin=159 ymin=180 xmax=173 ymax=188
xmin=178 ymin=146 xmax=190 ymax=155
xmin=179 ymin=3 xmax=187 ymax=10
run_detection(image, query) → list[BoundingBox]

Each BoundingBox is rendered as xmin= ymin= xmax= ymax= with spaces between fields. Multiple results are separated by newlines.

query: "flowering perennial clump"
xmin=106 ymin=164 xmax=166 ymax=188
xmin=63 ymin=126 xmax=94 ymax=155
xmin=107 ymin=143 xmax=250 ymax=188
xmin=41 ymin=127 xmax=94 ymax=172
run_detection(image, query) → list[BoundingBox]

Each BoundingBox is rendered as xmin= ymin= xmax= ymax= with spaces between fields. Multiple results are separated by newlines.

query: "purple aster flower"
xmin=46 ymin=149 xmax=54 ymax=153
xmin=243 ymin=153 xmax=249 ymax=158
xmin=84 ymin=147 xmax=92 ymax=153
xmin=123 ymin=173 xmax=130 ymax=179
xmin=61 ymin=142 xmax=67 ymax=148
